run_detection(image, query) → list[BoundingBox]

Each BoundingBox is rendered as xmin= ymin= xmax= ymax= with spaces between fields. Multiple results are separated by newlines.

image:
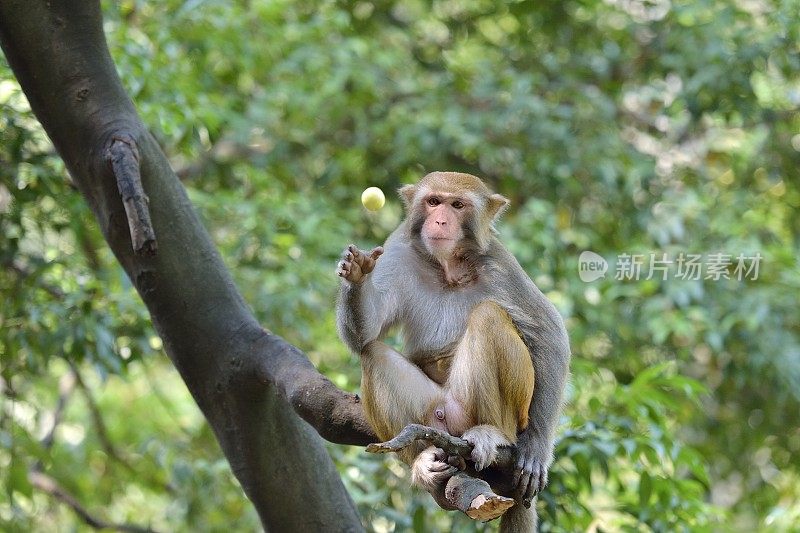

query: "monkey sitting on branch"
xmin=336 ymin=172 xmax=570 ymax=531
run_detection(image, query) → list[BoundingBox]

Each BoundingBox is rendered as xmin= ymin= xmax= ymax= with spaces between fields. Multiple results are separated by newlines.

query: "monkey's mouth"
xmin=424 ymin=233 xmax=456 ymax=241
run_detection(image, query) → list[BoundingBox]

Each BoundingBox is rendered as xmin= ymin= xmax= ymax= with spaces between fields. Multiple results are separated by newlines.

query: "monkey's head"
xmin=400 ymin=172 xmax=509 ymax=262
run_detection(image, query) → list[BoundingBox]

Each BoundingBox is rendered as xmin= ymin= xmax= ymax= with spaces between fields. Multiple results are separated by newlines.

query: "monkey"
xmin=336 ymin=172 xmax=570 ymax=531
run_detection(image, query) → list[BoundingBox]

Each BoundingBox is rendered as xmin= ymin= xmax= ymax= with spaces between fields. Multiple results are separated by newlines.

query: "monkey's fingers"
xmin=339 ymin=246 xmax=359 ymax=275
xmin=369 ymin=246 xmax=384 ymax=260
xmin=429 ymin=461 xmax=453 ymax=473
xmin=529 ymin=461 xmax=547 ymax=501
xmin=358 ymin=246 xmax=384 ymax=274
xmin=513 ymin=455 xmax=537 ymax=506
xmin=521 ymin=459 xmax=546 ymax=508
xmin=337 ymin=259 xmax=364 ymax=282
xmin=432 ymin=447 xmax=448 ymax=463
xmin=447 ymin=454 xmax=466 ymax=471
xmin=511 ymin=456 xmax=525 ymax=490
xmin=342 ymin=246 xmax=356 ymax=265
xmin=337 ymin=259 xmax=354 ymax=276
xmin=347 ymin=244 xmax=362 ymax=259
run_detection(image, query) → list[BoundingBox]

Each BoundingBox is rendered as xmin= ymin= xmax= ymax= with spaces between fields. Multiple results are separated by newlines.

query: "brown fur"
xmin=400 ymin=171 xmax=509 ymax=267
xmin=360 ymin=302 xmax=534 ymax=444
xmin=337 ymin=172 xmax=571 ymax=532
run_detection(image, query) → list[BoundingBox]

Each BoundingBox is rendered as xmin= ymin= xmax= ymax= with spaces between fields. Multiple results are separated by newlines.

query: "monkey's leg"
xmin=360 ymin=340 xmax=443 ymax=444
xmin=446 ymin=300 xmax=535 ymax=442
xmin=431 ymin=301 xmax=534 ymax=522
xmin=361 ymin=341 xmax=462 ymax=493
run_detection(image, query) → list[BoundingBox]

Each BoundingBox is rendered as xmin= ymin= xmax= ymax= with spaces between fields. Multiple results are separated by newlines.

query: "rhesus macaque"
xmin=336 ymin=172 xmax=570 ymax=531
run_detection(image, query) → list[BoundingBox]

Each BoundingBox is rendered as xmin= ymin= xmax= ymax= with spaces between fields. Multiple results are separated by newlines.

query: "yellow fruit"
xmin=361 ymin=186 xmax=385 ymax=211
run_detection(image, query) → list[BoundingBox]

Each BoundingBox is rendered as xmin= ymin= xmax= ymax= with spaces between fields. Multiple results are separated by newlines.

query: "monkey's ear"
xmin=487 ymin=193 xmax=509 ymax=220
xmin=398 ymin=184 xmax=418 ymax=208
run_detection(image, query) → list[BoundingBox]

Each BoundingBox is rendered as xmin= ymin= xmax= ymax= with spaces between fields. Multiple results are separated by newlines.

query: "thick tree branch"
xmin=0 ymin=2 xmax=363 ymax=530
xmin=0 ymin=1 xmax=522 ymax=525
xmin=255 ymin=334 xmax=376 ymax=446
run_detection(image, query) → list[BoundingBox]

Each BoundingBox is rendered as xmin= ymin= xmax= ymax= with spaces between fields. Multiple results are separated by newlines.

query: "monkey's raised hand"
xmin=336 ymin=244 xmax=383 ymax=284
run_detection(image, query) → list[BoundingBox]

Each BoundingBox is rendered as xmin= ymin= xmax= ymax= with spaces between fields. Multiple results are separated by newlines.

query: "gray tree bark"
xmin=0 ymin=1 xmax=521 ymax=530
xmin=0 ymin=1 xmax=373 ymax=531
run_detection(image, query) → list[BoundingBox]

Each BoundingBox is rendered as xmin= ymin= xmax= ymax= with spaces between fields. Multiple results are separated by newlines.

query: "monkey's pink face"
xmin=420 ymin=193 xmax=470 ymax=259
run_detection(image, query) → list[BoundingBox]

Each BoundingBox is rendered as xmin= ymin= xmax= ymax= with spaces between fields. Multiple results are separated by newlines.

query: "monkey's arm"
xmin=512 ymin=305 xmax=570 ymax=503
xmin=337 ymin=277 xmax=386 ymax=352
xmin=489 ymin=244 xmax=571 ymax=503
xmin=336 ymin=245 xmax=396 ymax=353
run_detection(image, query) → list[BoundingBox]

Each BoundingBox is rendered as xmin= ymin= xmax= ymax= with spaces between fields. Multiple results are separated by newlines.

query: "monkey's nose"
xmin=435 ymin=220 xmax=447 ymax=226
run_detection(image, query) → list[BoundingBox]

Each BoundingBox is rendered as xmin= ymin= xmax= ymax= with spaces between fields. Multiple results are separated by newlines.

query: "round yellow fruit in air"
xmin=361 ymin=186 xmax=385 ymax=211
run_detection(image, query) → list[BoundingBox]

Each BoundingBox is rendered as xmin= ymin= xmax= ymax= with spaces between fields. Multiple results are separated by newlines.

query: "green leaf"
xmin=639 ymin=471 xmax=652 ymax=507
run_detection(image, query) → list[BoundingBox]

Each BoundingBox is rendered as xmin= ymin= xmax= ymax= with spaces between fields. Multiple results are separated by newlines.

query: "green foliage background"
xmin=1 ymin=0 xmax=799 ymax=531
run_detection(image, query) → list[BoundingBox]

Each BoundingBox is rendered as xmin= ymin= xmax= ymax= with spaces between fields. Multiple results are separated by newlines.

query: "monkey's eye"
xmin=452 ymin=200 xmax=465 ymax=209
xmin=427 ymin=197 xmax=441 ymax=207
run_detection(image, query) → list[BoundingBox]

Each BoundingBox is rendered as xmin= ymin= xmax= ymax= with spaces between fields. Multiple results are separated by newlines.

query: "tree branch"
xmin=106 ymin=134 xmax=156 ymax=255
xmin=3 ymin=259 xmax=66 ymax=299
xmin=366 ymin=424 xmax=519 ymax=517
xmin=255 ymin=334 xmax=376 ymax=446
xmin=70 ymin=363 xmax=127 ymax=462
xmin=69 ymin=362 xmax=177 ymax=494
xmin=0 ymin=1 xmax=521 ymax=526
xmin=40 ymin=371 xmax=76 ymax=449
xmin=28 ymin=471 xmax=159 ymax=533
xmin=366 ymin=423 xmax=512 ymax=467
xmin=0 ymin=2 xmax=363 ymax=529
xmin=174 ymin=138 xmax=268 ymax=181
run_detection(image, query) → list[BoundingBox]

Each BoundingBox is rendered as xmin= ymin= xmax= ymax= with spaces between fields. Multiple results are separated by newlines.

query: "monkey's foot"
xmin=465 ymin=493 xmax=515 ymax=522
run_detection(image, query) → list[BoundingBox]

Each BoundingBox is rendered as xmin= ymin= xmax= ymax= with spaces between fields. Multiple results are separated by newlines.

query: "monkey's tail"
xmin=498 ymin=502 xmax=537 ymax=533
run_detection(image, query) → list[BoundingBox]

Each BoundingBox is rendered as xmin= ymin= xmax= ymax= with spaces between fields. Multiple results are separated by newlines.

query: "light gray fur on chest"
xmin=399 ymin=279 xmax=487 ymax=355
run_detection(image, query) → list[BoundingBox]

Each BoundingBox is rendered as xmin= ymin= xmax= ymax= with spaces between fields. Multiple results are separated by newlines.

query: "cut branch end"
xmin=367 ymin=424 xmax=520 ymax=521
xmin=106 ymin=134 xmax=157 ymax=256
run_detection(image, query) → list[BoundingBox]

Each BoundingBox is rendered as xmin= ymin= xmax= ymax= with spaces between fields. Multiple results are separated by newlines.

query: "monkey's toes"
xmin=466 ymin=493 xmax=515 ymax=522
